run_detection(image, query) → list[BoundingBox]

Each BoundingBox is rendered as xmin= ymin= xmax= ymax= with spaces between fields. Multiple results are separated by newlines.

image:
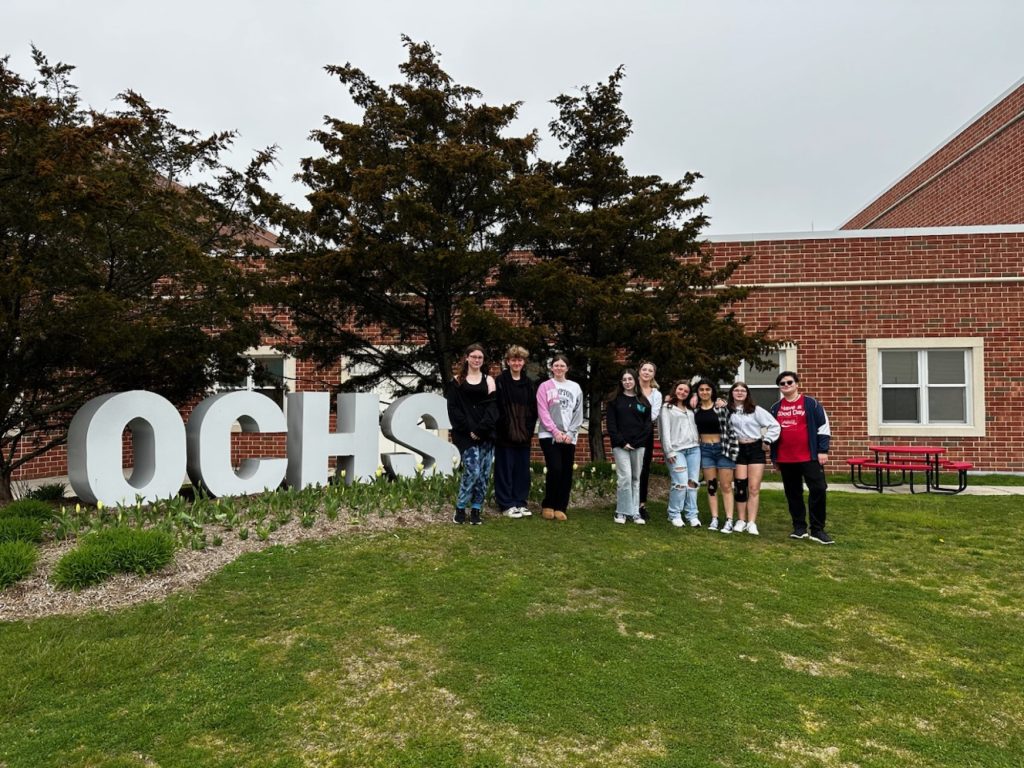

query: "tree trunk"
xmin=588 ymin=389 xmax=606 ymax=463
xmin=0 ymin=470 xmax=14 ymax=503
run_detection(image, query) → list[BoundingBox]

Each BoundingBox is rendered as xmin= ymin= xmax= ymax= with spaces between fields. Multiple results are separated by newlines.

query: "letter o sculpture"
xmin=68 ymin=391 xmax=187 ymax=506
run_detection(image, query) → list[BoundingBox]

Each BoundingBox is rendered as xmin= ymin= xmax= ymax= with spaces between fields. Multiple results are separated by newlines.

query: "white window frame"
xmin=866 ymin=338 xmax=985 ymax=437
xmin=340 ymin=349 xmax=446 ymax=454
xmin=735 ymin=344 xmax=798 ymax=405
xmin=213 ymin=345 xmax=296 ymax=415
xmin=340 ymin=348 xmax=431 ymax=403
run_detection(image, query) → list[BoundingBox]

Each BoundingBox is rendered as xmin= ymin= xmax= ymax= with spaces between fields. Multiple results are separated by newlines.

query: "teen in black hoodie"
xmin=494 ymin=346 xmax=537 ymax=518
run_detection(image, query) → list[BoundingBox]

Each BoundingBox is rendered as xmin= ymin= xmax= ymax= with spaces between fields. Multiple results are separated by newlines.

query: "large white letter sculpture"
xmin=285 ymin=392 xmax=380 ymax=489
xmin=68 ymin=391 xmax=187 ymax=505
xmin=380 ymin=393 xmax=459 ymax=478
xmin=186 ymin=391 xmax=288 ymax=497
xmin=67 ymin=389 xmax=459 ymax=506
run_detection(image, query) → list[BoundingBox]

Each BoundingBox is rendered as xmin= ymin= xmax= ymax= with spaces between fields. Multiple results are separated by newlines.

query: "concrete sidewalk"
xmin=761 ymin=481 xmax=1024 ymax=496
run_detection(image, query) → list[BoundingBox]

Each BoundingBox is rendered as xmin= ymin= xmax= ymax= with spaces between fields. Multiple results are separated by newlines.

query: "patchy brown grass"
xmin=290 ymin=626 xmax=667 ymax=768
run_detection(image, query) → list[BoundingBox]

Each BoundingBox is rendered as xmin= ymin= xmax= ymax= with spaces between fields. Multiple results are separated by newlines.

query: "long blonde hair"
xmin=638 ymin=360 xmax=659 ymax=392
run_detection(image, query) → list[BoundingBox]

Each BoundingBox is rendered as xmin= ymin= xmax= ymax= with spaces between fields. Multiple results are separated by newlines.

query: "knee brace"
xmin=734 ymin=478 xmax=749 ymax=503
xmin=707 ymin=478 xmax=718 ymax=497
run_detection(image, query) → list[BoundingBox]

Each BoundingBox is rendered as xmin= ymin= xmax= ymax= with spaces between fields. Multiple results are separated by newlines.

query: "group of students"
xmin=445 ymin=344 xmax=834 ymax=544
xmin=607 ymin=370 xmax=778 ymax=534
xmin=445 ymin=344 xmax=580 ymax=525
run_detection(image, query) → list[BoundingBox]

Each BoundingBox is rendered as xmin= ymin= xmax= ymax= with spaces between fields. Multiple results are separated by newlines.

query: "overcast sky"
xmin=5 ymin=1 xmax=1024 ymax=235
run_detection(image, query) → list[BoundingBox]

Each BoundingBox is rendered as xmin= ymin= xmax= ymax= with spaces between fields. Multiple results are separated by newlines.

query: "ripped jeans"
xmin=666 ymin=445 xmax=701 ymax=523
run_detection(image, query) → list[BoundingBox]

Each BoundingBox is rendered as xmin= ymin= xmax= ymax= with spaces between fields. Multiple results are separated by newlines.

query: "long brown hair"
xmin=457 ymin=343 xmax=486 ymax=382
xmin=694 ymin=378 xmax=718 ymax=406
xmin=606 ymin=368 xmax=650 ymax=407
xmin=664 ymin=379 xmax=693 ymax=409
xmin=729 ymin=382 xmax=757 ymax=414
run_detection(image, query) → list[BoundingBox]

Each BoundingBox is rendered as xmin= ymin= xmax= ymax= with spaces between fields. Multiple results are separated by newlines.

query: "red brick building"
xmin=12 ymin=77 xmax=1024 ymax=484
xmin=702 ymin=77 xmax=1024 ymax=472
xmin=708 ymin=226 xmax=1024 ymax=471
xmin=842 ymin=77 xmax=1024 ymax=229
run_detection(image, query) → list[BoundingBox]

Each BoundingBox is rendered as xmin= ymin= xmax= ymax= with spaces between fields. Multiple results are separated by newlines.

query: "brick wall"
xmin=707 ymin=230 xmax=1024 ymax=470
xmin=13 ymin=231 xmax=1024 ymax=483
xmin=844 ymin=82 xmax=1024 ymax=229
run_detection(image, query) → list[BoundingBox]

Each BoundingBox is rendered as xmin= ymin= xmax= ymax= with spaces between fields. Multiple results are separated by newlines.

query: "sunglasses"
xmin=778 ymin=380 xmax=796 ymax=386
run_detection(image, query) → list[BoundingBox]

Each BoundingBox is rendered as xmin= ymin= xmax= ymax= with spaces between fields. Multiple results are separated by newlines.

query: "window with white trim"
xmin=214 ymin=347 xmax=296 ymax=409
xmin=866 ymin=338 xmax=985 ymax=437
xmin=736 ymin=345 xmax=797 ymax=407
xmin=880 ymin=349 xmax=969 ymax=424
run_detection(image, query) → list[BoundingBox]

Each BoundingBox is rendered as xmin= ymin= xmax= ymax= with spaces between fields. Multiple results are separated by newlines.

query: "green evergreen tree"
xmin=501 ymin=68 xmax=771 ymax=460
xmin=0 ymin=50 xmax=274 ymax=500
xmin=269 ymin=37 xmax=536 ymax=392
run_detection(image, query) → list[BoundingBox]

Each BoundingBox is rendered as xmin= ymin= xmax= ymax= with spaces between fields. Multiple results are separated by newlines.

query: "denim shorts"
xmin=700 ymin=441 xmax=736 ymax=470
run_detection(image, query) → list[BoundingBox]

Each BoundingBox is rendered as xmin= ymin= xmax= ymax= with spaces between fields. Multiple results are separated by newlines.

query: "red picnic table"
xmin=846 ymin=445 xmax=972 ymax=494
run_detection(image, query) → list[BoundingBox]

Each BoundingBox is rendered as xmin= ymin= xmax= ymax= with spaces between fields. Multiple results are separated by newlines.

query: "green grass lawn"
xmin=1 ymin=489 xmax=1022 ymax=767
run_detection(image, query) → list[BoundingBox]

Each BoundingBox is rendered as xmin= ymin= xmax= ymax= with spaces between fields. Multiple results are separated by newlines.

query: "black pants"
xmin=494 ymin=444 xmax=532 ymax=510
xmin=778 ymin=461 xmax=828 ymax=533
xmin=639 ymin=429 xmax=655 ymax=506
xmin=540 ymin=437 xmax=576 ymax=511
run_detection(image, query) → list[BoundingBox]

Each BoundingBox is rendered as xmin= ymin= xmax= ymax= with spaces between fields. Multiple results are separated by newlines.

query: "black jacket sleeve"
xmin=606 ymin=398 xmax=623 ymax=448
xmin=446 ymin=380 xmax=472 ymax=434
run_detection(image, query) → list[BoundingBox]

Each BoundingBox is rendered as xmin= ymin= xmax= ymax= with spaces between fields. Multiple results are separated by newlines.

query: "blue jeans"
xmin=613 ymin=446 xmax=645 ymax=519
xmin=456 ymin=443 xmax=494 ymax=510
xmin=666 ymin=446 xmax=701 ymax=523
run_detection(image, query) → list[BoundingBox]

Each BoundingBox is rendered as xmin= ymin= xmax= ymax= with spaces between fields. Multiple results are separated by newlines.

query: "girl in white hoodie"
xmin=659 ymin=380 xmax=702 ymax=527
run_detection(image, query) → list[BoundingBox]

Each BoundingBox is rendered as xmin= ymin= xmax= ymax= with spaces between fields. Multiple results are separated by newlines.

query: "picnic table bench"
xmin=846 ymin=446 xmax=973 ymax=494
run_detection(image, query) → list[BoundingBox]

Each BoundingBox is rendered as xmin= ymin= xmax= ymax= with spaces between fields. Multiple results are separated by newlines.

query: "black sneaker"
xmin=453 ymin=508 xmax=467 ymax=524
xmin=789 ymin=529 xmax=809 ymax=540
xmin=469 ymin=509 xmax=483 ymax=525
xmin=809 ymin=530 xmax=835 ymax=545
xmin=639 ymin=505 xmax=649 ymax=522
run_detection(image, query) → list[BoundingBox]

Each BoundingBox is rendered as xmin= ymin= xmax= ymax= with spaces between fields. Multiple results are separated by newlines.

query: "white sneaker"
xmin=734 ymin=520 xmax=747 ymax=533
xmin=614 ymin=514 xmax=627 ymax=524
xmin=632 ymin=516 xmax=646 ymax=525
xmin=688 ymin=517 xmax=702 ymax=528
xmin=746 ymin=522 xmax=760 ymax=536
xmin=709 ymin=518 xmax=719 ymax=531
xmin=670 ymin=517 xmax=684 ymax=528
xmin=721 ymin=519 xmax=734 ymax=534
xmin=503 ymin=508 xmax=523 ymax=519
xmin=518 ymin=506 xmax=532 ymax=517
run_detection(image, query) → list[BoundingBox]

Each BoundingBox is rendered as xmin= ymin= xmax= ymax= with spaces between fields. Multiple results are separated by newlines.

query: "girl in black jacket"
xmin=445 ymin=344 xmax=498 ymax=525
xmin=605 ymin=369 xmax=652 ymax=524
